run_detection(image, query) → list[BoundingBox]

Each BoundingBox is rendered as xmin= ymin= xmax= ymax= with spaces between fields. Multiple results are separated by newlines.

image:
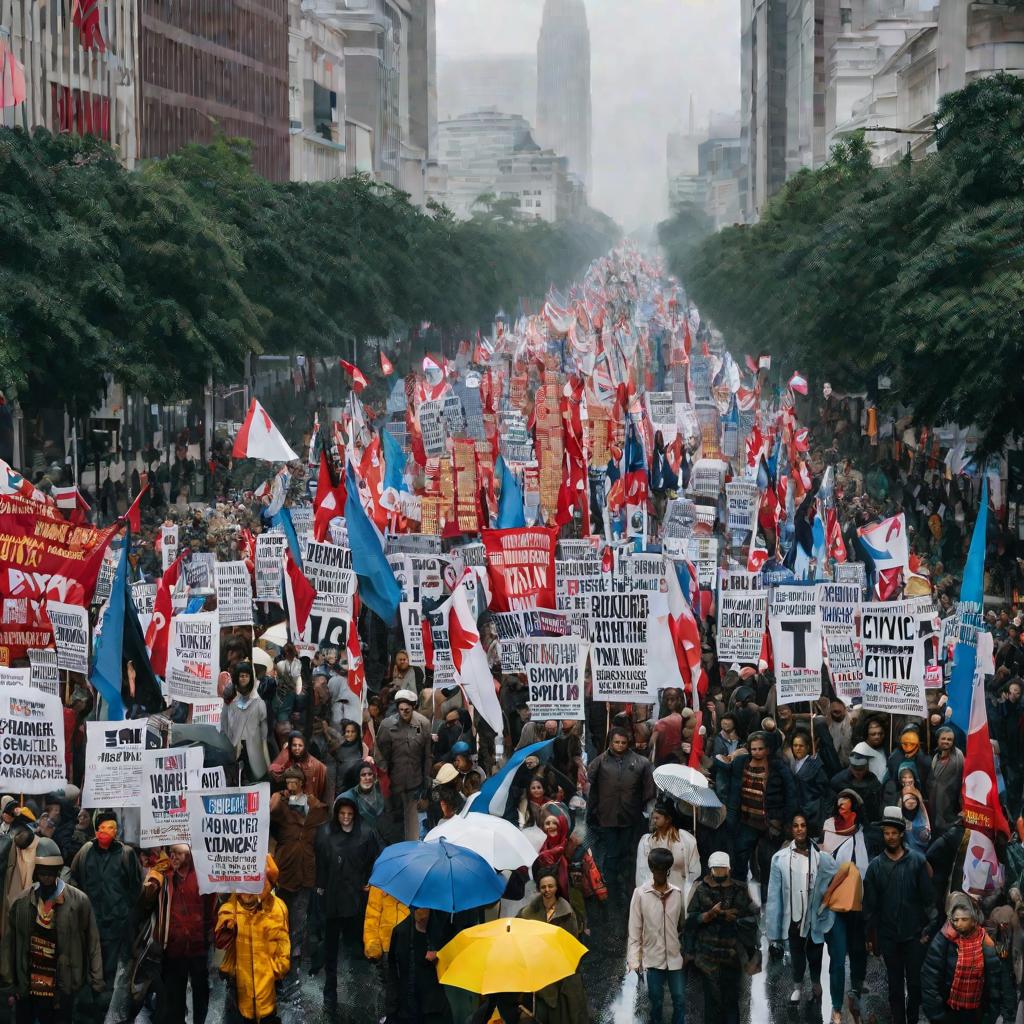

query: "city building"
xmin=139 ymin=0 xmax=290 ymax=181
xmin=536 ymin=0 xmax=591 ymax=191
xmin=0 ymin=0 xmax=140 ymax=165
xmin=438 ymin=55 xmax=537 ymax=123
xmin=666 ymin=111 xmax=743 ymax=230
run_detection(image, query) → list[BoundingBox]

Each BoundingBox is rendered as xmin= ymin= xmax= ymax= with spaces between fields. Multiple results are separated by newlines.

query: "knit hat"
xmin=92 ymin=809 xmax=118 ymax=830
xmin=451 ymin=741 xmax=471 ymax=757
xmin=34 ymin=838 xmax=63 ymax=868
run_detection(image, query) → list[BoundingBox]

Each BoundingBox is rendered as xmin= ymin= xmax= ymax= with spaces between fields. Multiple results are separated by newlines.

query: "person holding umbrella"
xmin=384 ymin=907 xmax=453 ymax=1024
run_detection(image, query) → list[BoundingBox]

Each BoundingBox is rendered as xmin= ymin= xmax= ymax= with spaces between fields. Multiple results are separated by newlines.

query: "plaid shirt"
xmin=948 ymin=927 xmax=986 ymax=1010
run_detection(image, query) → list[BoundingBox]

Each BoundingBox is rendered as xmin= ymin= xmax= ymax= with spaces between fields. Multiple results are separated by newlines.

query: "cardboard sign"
xmin=82 ymin=720 xmax=145 ymax=807
xmin=161 ymin=525 xmax=179 ymax=572
xmin=189 ymin=784 xmax=270 ymax=895
xmin=303 ymin=541 xmax=356 ymax=618
xmin=166 ymin=613 xmax=219 ymax=702
xmin=590 ymin=593 xmax=653 ymax=702
xmin=140 ymin=746 xmax=203 ymax=848
xmin=725 ymin=481 xmax=759 ymax=536
xmin=769 ymin=586 xmax=823 ymax=705
xmin=44 ymin=602 xmax=90 ymax=674
xmin=0 ymin=686 xmax=66 ymax=793
xmin=254 ymin=532 xmax=287 ymax=603
xmin=419 ymin=399 xmax=447 ymax=458
xmin=215 ymin=562 xmax=254 ymax=627
xmin=717 ymin=578 xmax=767 ymax=664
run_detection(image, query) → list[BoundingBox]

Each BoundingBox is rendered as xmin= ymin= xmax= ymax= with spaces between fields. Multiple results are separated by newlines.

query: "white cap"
xmin=708 ymin=851 xmax=730 ymax=869
xmin=394 ymin=689 xmax=418 ymax=705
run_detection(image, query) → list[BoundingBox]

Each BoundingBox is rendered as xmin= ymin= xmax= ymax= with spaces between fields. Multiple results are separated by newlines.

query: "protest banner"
xmin=190 ymin=700 xmax=225 ymax=728
xmin=861 ymin=601 xmax=926 ymax=716
xmin=184 ymin=552 xmax=215 ymax=591
xmin=388 ymin=554 xmax=416 ymax=603
xmin=725 ymin=481 xmax=759 ymax=535
xmin=662 ymin=498 xmax=697 ymax=553
xmin=290 ymin=507 xmax=314 ymax=546
xmin=482 ymin=526 xmax=558 ymax=611
xmin=42 ymin=602 xmax=90 ymax=674
xmin=769 ymin=586 xmax=823 ymax=705
xmin=590 ymin=593 xmax=653 ymax=702
xmin=684 ymin=536 xmax=719 ymax=589
xmin=189 ymin=784 xmax=270 ymax=895
xmin=215 ymin=562 xmax=254 ymax=627
xmin=140 ymin=746 xmax=203 ymax=847
xmin=557 ymin=539 xmax=600 ymax=561
xmin=717 ymin=584 xmax=767 ymax=664
xmin=419 ymin=399 xmax=447 ymax=458
xmin=190 ymin=766 xmax=228 ymax=791
xmin=254 ymin=532 xmax=288 ymax=602
xmin=0 ymin=667 xmax=30 ymax=687
xmin=27 ymin=649 xmax=59 ymax=696
xmin=303 ymin=541 xmax=356 ymax=618
xmin=619 ymin=553 xmax=665 ymax=594
xmin=131 ymin=582 xmax=158 ymax=617
xmin=498 ymin=409 xmax=536 ymax=466
xmin=82 ymin=720 xmax=144 ymax=807
xmin=400 ymin=603 xmax=426 ymax=667
xmin=646 ymin=392 xmax=677 ymax=442
xmin=688 ymin=459 xmax=725 ymax=500
xmin=0 ymin=685 xmax=66 ymax=793
xmin=161 ymin=524 xmax=179 ymax=571
xmin=816 ymin=582 xmax=861 ymax=640
xmin=520 ymin=637 xmax=587 ymax=720
xmin=165 ymin=613 xmax=219 ymax=702
xmin=386 ymin=534 xmax=442 ymax=556
xmin=328 ymin=520 xmax=349 ymax=547
xmin=825 ymin=635 xmax=864 ymax=704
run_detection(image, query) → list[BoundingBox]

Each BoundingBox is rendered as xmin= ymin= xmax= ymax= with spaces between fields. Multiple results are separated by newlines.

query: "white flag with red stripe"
xmin=283 ymin=548 xmax=316 ymax=641
xmin=447 ymin=571 xmax=502 ymax=734
xmin=347 ymin=594 xmax=365 ymax=699
xmin=233 ymin=399 xmax=299 ymax=463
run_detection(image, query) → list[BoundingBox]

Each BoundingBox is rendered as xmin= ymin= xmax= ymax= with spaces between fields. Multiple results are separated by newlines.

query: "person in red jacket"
xmin=269 ymin=732 xmax=328 ymax=802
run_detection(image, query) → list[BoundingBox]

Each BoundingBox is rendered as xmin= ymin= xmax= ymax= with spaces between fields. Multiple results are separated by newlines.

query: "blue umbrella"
xmin=368 ymin=839 xmax=506 ymax=912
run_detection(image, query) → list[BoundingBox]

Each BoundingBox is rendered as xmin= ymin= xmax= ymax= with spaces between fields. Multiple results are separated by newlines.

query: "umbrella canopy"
xmin=437 ymin=917 xmax=586 ymax=995
xmin=425 ymin=815 xmax=539 ymax=871
xmin=250 ymin=646 xmax=274 ymax=671
xmin=259 ymin=622 xmax=288 ymax=649
xmin=653 ymin=763 xmax=722 ymax=809
xmin=368 ymin=839 xmax=506 ymax=912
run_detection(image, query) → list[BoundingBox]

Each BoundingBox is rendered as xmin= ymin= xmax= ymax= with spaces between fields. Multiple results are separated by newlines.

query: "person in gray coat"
xmin=374 ymin=689 xmax=432 ymax=841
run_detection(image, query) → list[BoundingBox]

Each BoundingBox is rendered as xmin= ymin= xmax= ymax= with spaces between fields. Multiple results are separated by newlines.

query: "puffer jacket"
xmin=373 ymin=711 xmax=432 ymax=794
xmin=216 ymin=858 xmax=290 ymax=1022
xmin=586 ymin=748 xmax=656 ymax=828
xmin=363 ymin=885 xmax=410 ymax=960
xmin=269 ymin=791 xmax=329 ymax=892
xmin=315 ymin=796 xmax=384 ymax=919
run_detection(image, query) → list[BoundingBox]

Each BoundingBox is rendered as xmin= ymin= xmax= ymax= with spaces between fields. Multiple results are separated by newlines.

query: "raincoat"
xmin=363 ymin=885 xmax=410 ymax=960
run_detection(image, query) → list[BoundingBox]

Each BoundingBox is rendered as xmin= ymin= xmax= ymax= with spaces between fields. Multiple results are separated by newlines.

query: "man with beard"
xmin=270 ymin=732 xmax=329 ymax=802
xmin=220 ymin=662 xmax=270 ymax=784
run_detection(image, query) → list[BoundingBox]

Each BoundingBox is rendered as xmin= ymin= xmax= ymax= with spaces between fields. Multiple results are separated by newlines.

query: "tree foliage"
xmin=0 ymin=130 xmax=619 ymax=416
xmin=660 ymin=74 xmax=1024 ymax=453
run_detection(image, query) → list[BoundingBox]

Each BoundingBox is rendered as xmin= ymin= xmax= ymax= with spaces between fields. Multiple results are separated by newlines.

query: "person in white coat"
xmin=764 ymin=812 xmax=839 ymax=1008
xmin=635 ymin=799 xmax=701 ymax=906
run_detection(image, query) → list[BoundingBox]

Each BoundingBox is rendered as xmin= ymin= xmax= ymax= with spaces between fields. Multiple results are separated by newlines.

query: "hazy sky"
xmin=435 ymin=0 xmax=740 ymax=232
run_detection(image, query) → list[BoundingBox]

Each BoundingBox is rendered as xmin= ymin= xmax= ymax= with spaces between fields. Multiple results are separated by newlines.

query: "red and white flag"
xmin=338 ymin=359 xmax=368 ymax=393
xmin=283 ymin=549 xmax=316 ymax=641
xmin=313 ymin=451 xmax=347 ymax=542
xmin=447 ymin=572 xmax=502 ymax=734
xmin=124 ymin=484 xmax=149 ymax=532
xmin=379 ymin=352 xmax=394 ymax=377
xmin=665 ymin=559 xmax=703 ymax=706
xmin=233 ymin=399 xmax=299 ymax=463
xmin=788 ymin=372 xmax=808 ymax=395
xmin=0 ymin=40 xmax=27 ymax=108
xmin=146 ymin=551 xmax=185 ymax=677
xmin=347 ymin=594 xmax=365 ymax=699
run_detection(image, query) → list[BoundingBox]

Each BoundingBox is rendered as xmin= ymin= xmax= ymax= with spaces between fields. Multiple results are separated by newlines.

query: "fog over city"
xmin=436 ymin=0 xmax=740 ymax=231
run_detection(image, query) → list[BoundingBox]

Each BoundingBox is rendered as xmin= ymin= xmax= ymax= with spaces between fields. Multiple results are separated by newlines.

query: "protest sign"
xmin=663 ymin=498 xmax=697 ymax=553
xmin=520 ymin=637 xmax=587 ymax=720
xmin=0 ymin=667 xmax=30 ymax=687
xmin=161 ymin=525 xmax=179 ymax=571
xmin=834 ymin=562 xmax=867 ymax=594
xmin=646 ymin=392 xmax=677 ymax=442
xmin=590 ymin=593 xmax=653 ymax=702
xmin=190 ymin=700 xmax=225 ymax=727
xmin=190 ymin=766 xmax=228 ymax=791
xmin=683 ymin=536 xmax=719 ymax=590
xmin=816 ymin=582 xmax=861 ymax=640
xmin=825 ymin=635 xmax=864 ymax=704
xmin=184 ymin=552 xmax=215 ymax=592
xmin=140 ymin=746 xmax=203 ymax=847
xmin=254 ymin=532 xmax=288 ymax=603
xmin=769 ymin=586 xmax=823 ymax=705
xmin=424 ymin=603 xmax=455 ymax=686
xmin=717 ymin=582 xmax=767 ymax=664
xmin=27 ymin=649 xmax=59 ymax=696
xmin=861 ymin=601 xmax=926 ymax=716
xmin=0 ymin=686 xmax=66 ymax=793
xmin=400 ymin=603 xmax=426 ymax=667
xmin=498 ymin=409 xmax=536 ymax=466
xmin=557 ymin=539 xmax=600 ymax=561
xmin=82 ymin=720 xmax=145 ymax=807
xmin=688 ymin=460 xmax=725 ymax=500
xmin=190 ymin=784 xmax=270 ymax=895
xmin=725 ymin=481 xmax=759 ymax=535
xmin=303 ymin=541 xmax=356 ymax=618
xmin=131 ymin=582 xmax=158 ymax=616
xmin=215 ymin=562 xmax=254 ymax=627
xmin=482 ymin=527 xmax=558 ymax=611
xmin=93 ymin=554 xmax=118 ymax=605
xmin=290 ymin=507 xmax=314 ymax=546
xmin=388 ymin=554 xmax=416 ymax=603
xmin=419 ymin=399 xmax=447 ymax=457
xmin=386 ymin=534 xmax=442 ymax=556
xmin=44 ymin=602 xmax=90 ymax=674
xmin=166 ymin=613 xmax=219 ymax=702
xmin=619 ymin=554 xmax=665 ymax=594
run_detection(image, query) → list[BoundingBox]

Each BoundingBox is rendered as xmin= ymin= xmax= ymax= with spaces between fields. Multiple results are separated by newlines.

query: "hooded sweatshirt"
xmin=315 ymin=796 xmax=383 ymax=919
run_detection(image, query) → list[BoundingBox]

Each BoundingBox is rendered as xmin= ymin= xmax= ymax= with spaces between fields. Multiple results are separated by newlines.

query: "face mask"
xmin=95 ymin=821 xmax=117 ymax=850
xmin=901 ymin=736 xmax=919 ymax=756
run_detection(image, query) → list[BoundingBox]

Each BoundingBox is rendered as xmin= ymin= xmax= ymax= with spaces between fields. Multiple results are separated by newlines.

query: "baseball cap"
xmin=708 ymin=851 xmax=731 ymax=869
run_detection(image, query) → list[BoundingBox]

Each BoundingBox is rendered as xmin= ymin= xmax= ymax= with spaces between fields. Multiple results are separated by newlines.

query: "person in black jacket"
xmin=922 ymin=892 xmax=1015 ymax=1024
xmin=785 ymin=729 xmax=831 ymax=837
xmin=863 ymin=806 xmax=937 ymax=1024
xmin=831 ymin=749 xmax=884 ymax=852
xmin=315 ymin=795 xmax=384 ymax=1012
xmin=385 ymin=908 xmax=453 ymax=1024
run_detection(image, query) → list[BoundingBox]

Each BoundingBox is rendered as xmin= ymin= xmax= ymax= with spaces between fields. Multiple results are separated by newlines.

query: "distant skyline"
xmin=435 ymin=0 xmax=740 ymax=231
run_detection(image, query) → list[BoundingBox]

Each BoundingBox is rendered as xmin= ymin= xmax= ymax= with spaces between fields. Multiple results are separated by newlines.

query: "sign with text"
xmin=215 ymin=562 xmax=254 ymax=627
xmin=0 ymin=686 xmax=66 ymax=793
xmin=82 ymin=721 xmax=145 ymax=807
xmin=482 ymin=527 xmax=558 ymax=611
xmin=590 ymin=593 xmax=653 ymax=703
xmin=717 ymin=573 xmax=767 ymax=664
xmin=860 ymin=601 xmax=926 ymax=716
xmin=254 ymin=532 xmax=287 ymax=603
xmin=769 ymin=586 xmax=823 ymax=705
xmin=45 ymin=602 xmax=90 ymax=674
xmin=166 ymin=613 xmax=219 ymax=703
xmin=520 ymin=637 xmax=587 ymax=720
xmin=190 ymin=784 xmax=270 ymax=895
xmin=140 ymin=746 xmax=203 ymax=848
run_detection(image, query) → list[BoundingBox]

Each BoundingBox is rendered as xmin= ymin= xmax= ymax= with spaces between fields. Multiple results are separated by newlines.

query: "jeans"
xmin=646 ymin=967 xmax=685 ymax=1024
xmin=788 ymin=921 xmax=823 ymax=986
xmin=701 ymin=968 xmax=741 ymax=1024
xmin=594 ymin=825 xmax=634 ymax=885
xmin=824 ymin=912 xmax=867 ymax=1012
xmin=881 ymin=938 xmax=926 ymax=1024
xmin=157 ymin=954 xmax=210 ymax=1024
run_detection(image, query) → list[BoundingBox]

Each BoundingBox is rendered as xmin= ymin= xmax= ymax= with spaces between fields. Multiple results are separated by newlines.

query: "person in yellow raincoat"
xmin=215 ymin=855 xmax=291 ymax=1023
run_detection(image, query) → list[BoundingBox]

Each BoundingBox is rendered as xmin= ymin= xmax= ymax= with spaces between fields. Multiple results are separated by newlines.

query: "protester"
xmin=384 ymin=908 xmax=452 ymax=1024
xmin=270 ymin=731 xmax=329 ymax=802
xmin=635 ymin=798 xmax=700 ymax=902
xmin=340 ymin=760 xmax=387 ymax=832
xmin=220 ymin=662 xmax=270 ymax=784
xmin=374 ymin=690 xmax=432 ymax=843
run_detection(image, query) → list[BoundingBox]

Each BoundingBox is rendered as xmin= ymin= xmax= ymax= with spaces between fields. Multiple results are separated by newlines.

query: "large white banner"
xmin=166 ymin=613 xmax=219 ymax=703
xmin=82 ymin=720 xmax=145 ymax=808
xmin=140 ymin=746 xmax=203 ymax=848
xmin=520 ymin=637 xmax=588 ymax=720
xmin=189 ymin=784 xmax=270 ymax=895
xmin=0 ymin=686 xmax=66 ymax=793
xmin=44 ymin=602 xmax=90 ymax=674
xmin=769 ymin=586 xmax=823 ymax=705
xmin=590 ymin=593 xmax=654 ymax=703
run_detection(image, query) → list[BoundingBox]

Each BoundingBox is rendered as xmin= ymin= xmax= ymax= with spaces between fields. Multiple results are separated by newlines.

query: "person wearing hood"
xmin=857 ymin=716 xmax=890 ymax=782
xmin=765 ymin=813 xmax=840 ymax=1011
xmin=69 ymin=811 xmax=142 ymax=1024
xmin=826 ymin=699 xmax=854 ymax=768
xmin=319 ymin=719 xmax=368 ymax=799
xmin=449 ymin=744 xmax=486 ymax=799
xmin=900 ymin=788 xmax=932 ymax=855
xmin=269 ymin=731 xmax=328 ymax=802
xmin=830 ymin=747 xmax=884 ymax=843
xmin=433 ymin=708 xmax=474 ymax=761
xmin=220 ymin=662 xmax=271 ymax=784
xmin=40 ymin=794 xmax=77 ymax=866
xmin=340 ymin=760 xmax=387 ymax=833
xmin=922 ymin=892 xmax=1015 ymax=1024
xmin=928 ymin=725 xmax=964 ymax=833
xmin=821 ymin=790 xmax=871 ymax=872
xmin=684 ymin=851 xmax=759 ymax=1024
xmin=0 ymin=806 xmax=42 ymax=962
xmin=635 ymin=798 xmax=701 ymax=905
xmin=215 ymin=855 xmax=290 ymax=1023
xmin=4 ymin=836 xmax=103 ymax=1021
xmin=785 ymin=729 xmax=831 ymax=837
xmin=270 ymin=765 xmax=328 ymax=994
xmin=315 ymin=795 xmax=383 ymax=1012
xmin=885 ymin=725 xmax=931 ymax=789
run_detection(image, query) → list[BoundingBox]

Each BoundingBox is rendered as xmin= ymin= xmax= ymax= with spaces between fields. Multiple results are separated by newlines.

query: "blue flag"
xmin=381 ymin=427 xmax=407 ymax=493
xmin=496 ymin=457 xmax=526 ymax=529
xmin=91 ymin=536 xmax=128 ymax=720
xmin=272 ymin=508 xmax=303 ymax=568
xmin=949 ymin=478 xmax=988 ymax=732
xmin=469 ymin=739 xmax=555 ymax=816
xmin=344 ymin=460 xmax=401 ymax=624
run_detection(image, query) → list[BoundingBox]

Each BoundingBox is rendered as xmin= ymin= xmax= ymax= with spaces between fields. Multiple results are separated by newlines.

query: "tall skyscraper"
xmin=536 ymin=0 xmax=592 ymax=191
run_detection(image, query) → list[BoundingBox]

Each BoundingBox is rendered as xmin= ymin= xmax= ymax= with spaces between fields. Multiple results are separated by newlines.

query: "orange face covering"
xmin=95 ymin=821 xmax=117 ymax=850
xmin=901 ymin=734 xmax=920 ymax=757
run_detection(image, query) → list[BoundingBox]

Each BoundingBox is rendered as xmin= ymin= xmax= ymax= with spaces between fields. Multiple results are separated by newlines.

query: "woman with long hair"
xmin=635 ymin=799 xmax=700 ymax=903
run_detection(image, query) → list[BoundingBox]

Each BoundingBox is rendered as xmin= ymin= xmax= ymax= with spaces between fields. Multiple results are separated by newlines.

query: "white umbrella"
xmin=425 ymin=814 xmax=539 ymax=871
xmin=652 ymin=764 xmax=722 ymax=809
xmin=259 ymin=622 xmax=288 ymax=649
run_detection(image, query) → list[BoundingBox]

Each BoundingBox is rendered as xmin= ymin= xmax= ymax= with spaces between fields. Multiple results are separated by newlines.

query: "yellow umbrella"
xmin=437 ymin=917 xmax=586 ymax=995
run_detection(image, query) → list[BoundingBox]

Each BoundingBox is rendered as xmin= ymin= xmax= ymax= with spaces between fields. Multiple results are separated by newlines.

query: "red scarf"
xmin=537 ymin=818 xmax=571 ymax=897
xmin=833 ymin=809 xmax=858 ymax=836
xmin=947 ymin=924 xmax=986 ymax=1010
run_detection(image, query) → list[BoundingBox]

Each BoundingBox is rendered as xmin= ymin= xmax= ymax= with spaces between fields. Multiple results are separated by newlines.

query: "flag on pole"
xmin=664 ymin=559 xmax=703 ymax=706
xmin=124 ymin=484 xmax=148 ymax=533
xmin=447 ymin=571 xmax=503 ymax=735
xmin=338 ymin=359 xmax=368 ymax=393
xmin=233 ymin=399 xmax=299 ymax=463
xmin=0 ymin=41 xmax=26 ymax=108
xmin=344 ymin=460 xmax=401 ymax=624
xmin=91 ymin=535 xmax=128 ymax=719
xmin=283 ymin=548 xmax=316 ymax=641
xmin=380 ymin=352 xmax=394 ymax=376
xmin=468 ymin=739 xmax=554 ymax=816
xmin=146 ymin=551 xmax=184 ymax=677
xmin=71 ymin=0 xmax=105 ymax=51
xmin=347 ymin=594 xmax=365 ymax=699
xmin=313 ymin=451 xmax=346 ymax=543
xmin=787 ymin=372 xmax=808 ymax=395
xmin=496 ymin=457 xmax=526 ymax=529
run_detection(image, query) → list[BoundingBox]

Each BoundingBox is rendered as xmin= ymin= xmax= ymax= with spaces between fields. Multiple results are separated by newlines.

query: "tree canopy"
xmin=659 ymin=73 xmax=1024 ymax=453
xmin=0 ymin=129 xmax=619 ymax=416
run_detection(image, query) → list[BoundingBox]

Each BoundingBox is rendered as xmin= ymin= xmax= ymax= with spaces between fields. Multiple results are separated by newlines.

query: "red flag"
xmin=347 ymin=594 xmax=365 ymax=699
xmin=283 ymin=549 xmax=316 ymax=640
xmin=313 ymin=451 xmax=346 ymax=542
xmin=124 ymin=484 xmax=148 ymax=533
xmin=688 ymin=711 xmax=705 ymax=768
xmin=146 ymin=551 xmax=184 ymax=677
xmin=71 ymin=0 xmax=105 ymax=52
xmin=0 ymin=40 xmax=27 ymax=107
xmin=963 ymin=649 xmax=1011 ymax=841
xmin=379 ymin=352 xmax=394 ymax=376
xmin=338 ymin=358 xmax=368 ymax=393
